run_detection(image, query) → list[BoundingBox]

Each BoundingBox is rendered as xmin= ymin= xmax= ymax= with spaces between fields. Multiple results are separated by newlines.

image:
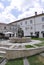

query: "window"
xmin=30 ymin=27 xmax=33 ymax=29
xmin=25 ymin=27 xmax=27 ymax=30
xmin=42 ymin=17 xmax=44 ymax=21
xmin=25 ymin=21 xmax=27 ymax=24
xmin=20 ymin=22 xmax=22 ymax=25
xmin=30 ymin=20 xmax=32 ymax=23
xmin=10 ymin=27 xmax=11 ymax=30
xmin=42 ymin=25 xmax=44 ymax=29
xmin=25 ymin=27 xmax=29 ymax=30
xmin=4 ymin=27 xmax=6 ymax=29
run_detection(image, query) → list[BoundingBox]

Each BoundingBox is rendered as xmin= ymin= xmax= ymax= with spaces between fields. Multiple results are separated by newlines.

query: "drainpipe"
xmin=34 ymin=12 xmax=37 ymax=35
xmin=34 ymin=17 xmax=36 ymax=35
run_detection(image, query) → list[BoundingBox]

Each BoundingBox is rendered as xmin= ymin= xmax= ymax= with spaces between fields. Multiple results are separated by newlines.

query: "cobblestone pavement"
xmin=23 ymin=57 xmax=30 ymax=65
xmin=0 ymin=59 xmax=7 ymax=65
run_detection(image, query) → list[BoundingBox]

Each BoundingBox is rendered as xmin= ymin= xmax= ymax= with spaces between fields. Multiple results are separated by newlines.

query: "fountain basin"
xmin=9 ymin=37 xmax=31 ymax=43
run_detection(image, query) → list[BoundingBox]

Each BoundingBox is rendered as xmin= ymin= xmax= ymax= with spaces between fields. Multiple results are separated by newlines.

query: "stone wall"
xmin=6 ymin=47 xmax=44 ymax=59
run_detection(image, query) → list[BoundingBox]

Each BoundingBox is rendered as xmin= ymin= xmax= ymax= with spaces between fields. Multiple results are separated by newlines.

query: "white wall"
xmin=16 ymin=15 xmax=44 ymax=37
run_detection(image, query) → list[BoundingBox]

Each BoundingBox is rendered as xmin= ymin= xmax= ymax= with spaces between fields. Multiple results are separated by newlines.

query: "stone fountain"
xmin=9 ymin=28 xmax=31 ymax=43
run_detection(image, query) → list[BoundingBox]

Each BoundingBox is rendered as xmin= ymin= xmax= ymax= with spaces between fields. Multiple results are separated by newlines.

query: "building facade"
xmin=0 ymin=12 xmax=44 ymax=38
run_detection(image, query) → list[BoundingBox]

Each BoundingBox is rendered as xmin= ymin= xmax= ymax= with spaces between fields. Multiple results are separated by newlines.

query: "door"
xmin=43 ymin=33 xmax=44 ymax=37
xmin=35 ymin=32 xmax=39 ymax=38
xmin=9 ymin=34 xmax=11 ymax=37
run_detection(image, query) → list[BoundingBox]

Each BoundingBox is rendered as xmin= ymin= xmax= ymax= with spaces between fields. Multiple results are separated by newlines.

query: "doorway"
xmin=43 ymin=33 xmax=44 ymax=37
xmin=30 ymin=32 xmax=33 ymax=37
xmin=35 ymin=32 xmax=39 ymax=38
xmin=9 ymin=34 xmax=11 ymax=37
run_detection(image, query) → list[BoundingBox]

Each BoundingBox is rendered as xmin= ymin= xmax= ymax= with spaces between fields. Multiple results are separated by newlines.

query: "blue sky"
xmin=0 ymin=0 xmax=44 ymax=23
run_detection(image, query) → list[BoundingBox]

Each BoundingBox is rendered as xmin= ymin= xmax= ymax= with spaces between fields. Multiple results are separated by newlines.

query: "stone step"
xmin=0 ymin=47 xmax=8 ymax=51
xmin=0 ymin=51 xmax=6 ymax=57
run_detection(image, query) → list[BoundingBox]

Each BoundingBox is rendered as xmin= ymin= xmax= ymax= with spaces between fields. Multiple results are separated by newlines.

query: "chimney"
xmin=35 ymin=12 xmax=37 ymax=16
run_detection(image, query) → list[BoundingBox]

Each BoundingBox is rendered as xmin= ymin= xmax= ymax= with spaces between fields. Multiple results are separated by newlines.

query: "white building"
xmin=0 ymin=12 xmax=44 ymax=38
xmin=0 ymin=23 xmax=7 ymax=33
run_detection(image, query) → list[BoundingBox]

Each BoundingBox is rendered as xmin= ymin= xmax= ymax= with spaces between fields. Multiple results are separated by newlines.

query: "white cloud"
xmin=1 ymin=0 xmax=5 ymax=1
xmin=10 ymin=0 xmax=24 ymax=11
xmin=0 ymin=12 xmax=16 ymax=23
xmin=18 ymin=0 xmax=44 ymax=20
xmin=0 ymin=0 xmax=44 ymax=23
xmin=0 ymin=1 xmax=17 ymax=23
xmin=4 ymin=0 xmax=33 ymax=12
xmin=0 ymin=2 xmax=4 ymax=10
xmin=42 ymin=0 xmax=44 ymax=2
xmin=1 ymin=0 xmax=10 ymax=2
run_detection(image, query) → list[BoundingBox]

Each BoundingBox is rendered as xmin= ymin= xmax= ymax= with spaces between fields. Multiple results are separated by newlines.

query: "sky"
xmin=0 ymin=0 xmax=44 ymax=23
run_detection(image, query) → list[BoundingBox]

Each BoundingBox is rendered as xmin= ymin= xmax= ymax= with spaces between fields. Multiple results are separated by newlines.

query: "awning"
xmin=4 ymin=32 xmax=14 ymax=34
